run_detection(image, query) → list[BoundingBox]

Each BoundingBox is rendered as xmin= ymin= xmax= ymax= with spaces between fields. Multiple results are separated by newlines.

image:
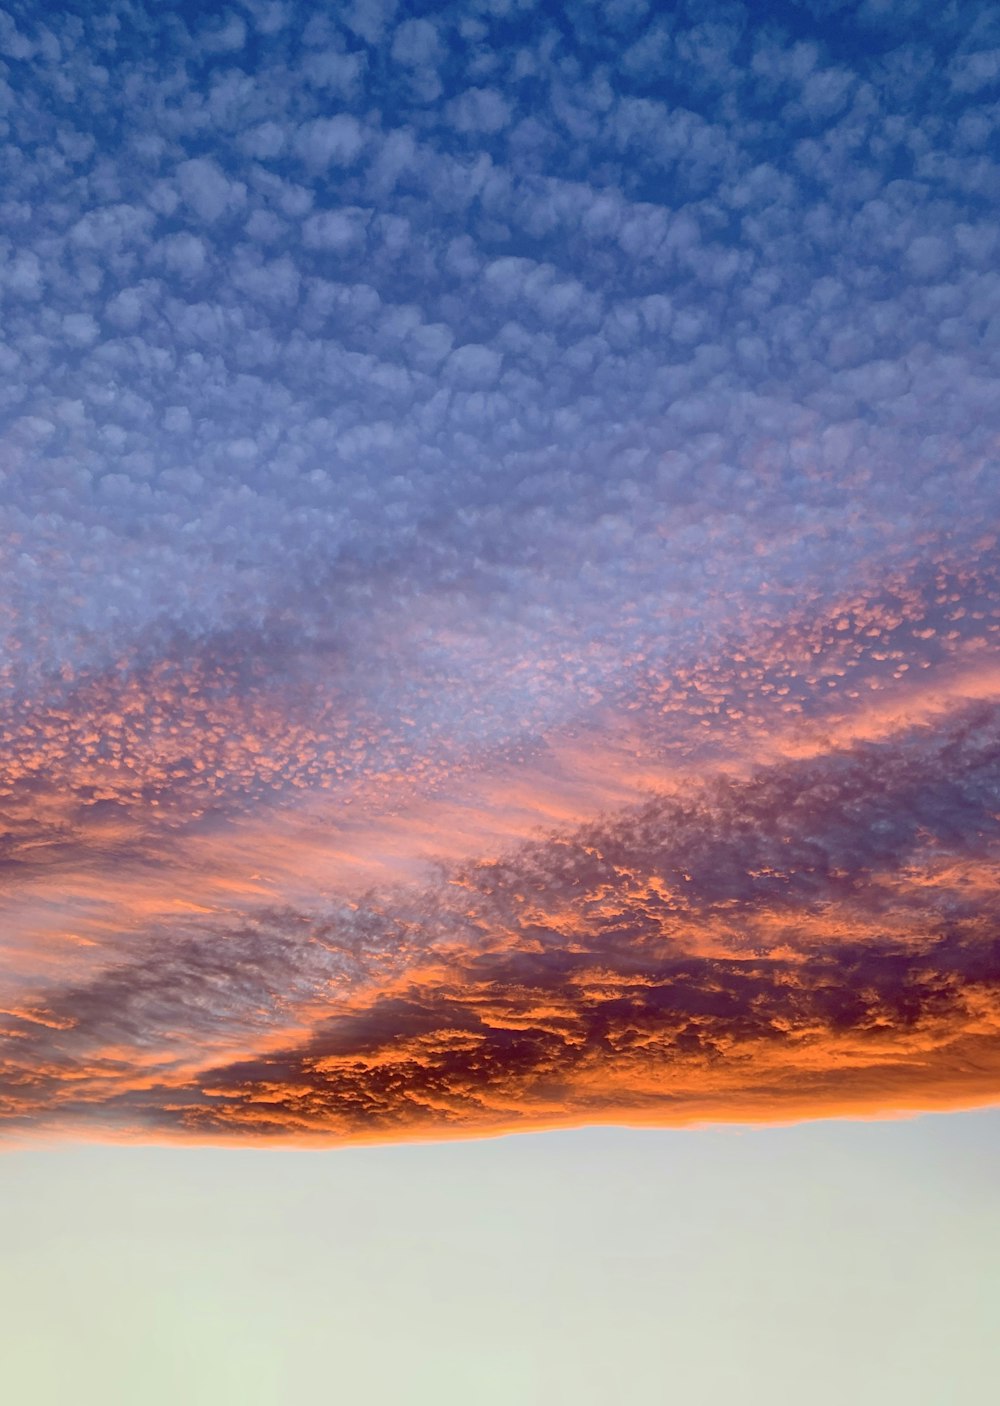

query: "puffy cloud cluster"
xmin=1 ymin=0 xmax=999 ymax=1141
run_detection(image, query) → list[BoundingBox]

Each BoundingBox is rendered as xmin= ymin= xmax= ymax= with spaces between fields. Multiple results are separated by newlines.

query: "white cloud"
xmin=155 ymin=231 xmax=209 ymax=279
xmin=240 ymin=120 xmax=288 ymax=160
xmin=301 ymin=207 xmax=370 ymax=252
xmin=344 ymin=0 xmax=399 ymax=46
xmin=442 ymin=343 xmax=503 ymax=388
xmin=948 ymin=48 xmax=1000 ymax=93
xmin=293 ymin=116 xmax=366 ymax=169
xmin=447 ymin=86 xmax=512 ymax=134
xmin=300 ymin=47 xmax=367 ymax=98
xmin=390 ymin=16 xmax=445 ymax=101
xmin=904 ymin=233 xmax=954 ymax=280
xmin=176 ymin=157 xmax=247 ymax=222
xmin=61 ymin=312 xmax=101 ymax=346
xmin=391 ymin=16 xmax=444 ymax=67
xmin=198 ymin=13 xmax=247 ymax=53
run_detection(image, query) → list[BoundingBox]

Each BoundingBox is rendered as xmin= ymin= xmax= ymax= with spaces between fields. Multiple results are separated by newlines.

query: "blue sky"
xmin=3 ymin=0 xmax=998 ymax=709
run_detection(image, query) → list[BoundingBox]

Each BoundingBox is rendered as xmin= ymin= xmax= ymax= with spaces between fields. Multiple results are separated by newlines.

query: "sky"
xmin=1 ymin=0 xmax=1000 ymax=1138
xmin=3 ymin=1114 xmax=1000 ymax=1405
xmin=2 ymin=0 xmax=1000 ymax=1148
xmin=2 ymin=1 xmax=1000 ymax=1400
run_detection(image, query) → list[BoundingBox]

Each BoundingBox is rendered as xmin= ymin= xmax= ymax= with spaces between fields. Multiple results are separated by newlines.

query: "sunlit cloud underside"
xmin=2 ymin=0 xmax=999 ymax=1142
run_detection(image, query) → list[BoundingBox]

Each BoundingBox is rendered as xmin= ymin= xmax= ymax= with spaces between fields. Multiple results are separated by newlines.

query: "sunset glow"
xmin=2 ymin=0 xmax=999 ymax=1148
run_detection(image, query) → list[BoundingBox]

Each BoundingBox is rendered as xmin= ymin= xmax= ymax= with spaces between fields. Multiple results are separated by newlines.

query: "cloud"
xmin=3 ymin=698 xmax=1000 ymax=1140
xmin=1 ymin=0 xmax=999 ymax=1143
xmin=948 ymin=47 xmax=1000 ymax=94
xmin=198 ymin=13 xmax=248 ymax=55
xmin=293 ymin=116 xmax=367 ymax=170
xmin=301 ymin=207 xmax=370 ymax=252
xmin=344 ymin=0 xmax=398 ymax=47
xmin=391 ymin=16 xmax=446 ymax=102
xmin=175 ymin=158 xmax=247 ymax=223
xmin=447 ymin=87 xmax=512 ymax=135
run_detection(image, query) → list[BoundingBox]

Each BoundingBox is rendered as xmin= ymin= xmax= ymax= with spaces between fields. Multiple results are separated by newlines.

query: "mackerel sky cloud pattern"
xmin=1 ymin=0 xmax=999 ymax=1142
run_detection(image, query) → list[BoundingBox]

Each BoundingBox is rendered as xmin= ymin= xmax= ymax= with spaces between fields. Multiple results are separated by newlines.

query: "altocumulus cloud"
xmin=0 ymin=0 xmax=999 ymax=1143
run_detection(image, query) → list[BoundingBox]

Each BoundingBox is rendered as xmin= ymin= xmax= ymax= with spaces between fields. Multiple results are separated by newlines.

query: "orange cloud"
xmin=2 ymin=681 xmax=998 ymax=1144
